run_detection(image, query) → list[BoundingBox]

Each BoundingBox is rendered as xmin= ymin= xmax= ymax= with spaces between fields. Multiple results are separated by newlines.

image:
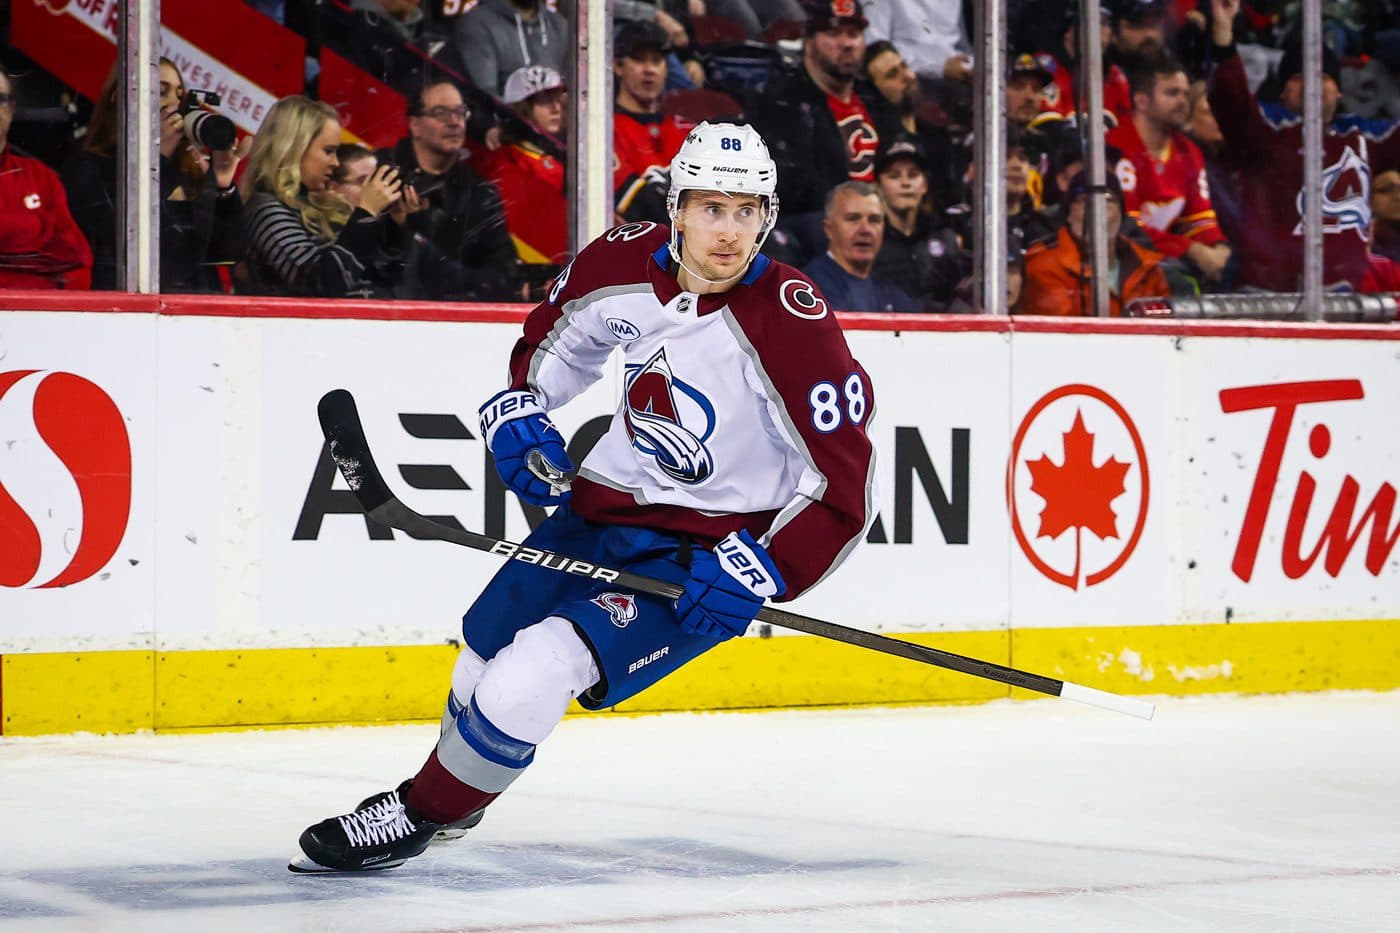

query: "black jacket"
xmin=377 ymin=138 xmax=520 ymax=301
xmin=63 ymin=149 xmax=242 ymax=292
xmin=856 ymin=85 xmax=962 ymax=211
xmin=874 ymin=215 xmax=966 ymax=311
xmin=746 ymin=65 xmax=855 ymax=218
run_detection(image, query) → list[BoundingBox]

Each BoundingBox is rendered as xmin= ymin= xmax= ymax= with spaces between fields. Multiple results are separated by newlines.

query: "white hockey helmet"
xmin=666 ymin=121 xmax=780 ymax=263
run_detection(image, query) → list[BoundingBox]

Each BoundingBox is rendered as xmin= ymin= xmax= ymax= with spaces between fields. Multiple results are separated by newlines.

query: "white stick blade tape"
xmin=1060 ymin=682 xmax=1156 ymax=720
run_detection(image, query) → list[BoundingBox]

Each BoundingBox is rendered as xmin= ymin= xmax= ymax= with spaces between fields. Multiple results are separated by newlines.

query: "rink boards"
xmin=1 ymin=294 xmax=1398 ymax=734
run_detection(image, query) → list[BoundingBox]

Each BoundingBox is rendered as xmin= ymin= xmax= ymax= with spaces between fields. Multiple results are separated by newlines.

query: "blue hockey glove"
xmin=675 ymin=531 xmax=786 ymax=640
xmin=479 ymin=389 xmax=574 ymax=506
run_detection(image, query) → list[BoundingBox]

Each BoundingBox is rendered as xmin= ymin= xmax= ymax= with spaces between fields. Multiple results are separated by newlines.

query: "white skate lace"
xmin=338 ymin=793 xmax=417 ymax=847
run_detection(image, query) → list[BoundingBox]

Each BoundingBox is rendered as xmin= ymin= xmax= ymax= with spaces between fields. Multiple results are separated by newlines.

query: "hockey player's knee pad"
xmin=473 ymin=617 xmax=599 ymax=745
xmin=442 ymin=646 xmax=489 ymax=735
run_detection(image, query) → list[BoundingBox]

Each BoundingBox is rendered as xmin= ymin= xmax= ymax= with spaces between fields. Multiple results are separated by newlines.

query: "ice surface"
xmin=2 ymin=691 xmax=1397 ymax=931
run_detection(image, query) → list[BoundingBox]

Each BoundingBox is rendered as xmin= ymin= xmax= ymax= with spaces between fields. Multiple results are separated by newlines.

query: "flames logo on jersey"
xmin=623 ymin=347 xmax=716 ymax=485
xmin=835 ymin=113 xmax=879 ymax=181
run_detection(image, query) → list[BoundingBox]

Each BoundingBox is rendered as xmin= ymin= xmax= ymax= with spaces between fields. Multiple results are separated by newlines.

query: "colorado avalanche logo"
xmin=623 ymin=347 xmax=716 ymax=485
xmin=1294 ymin=147 xmax=1371 ymax=236
xmin=591 ymin=593 xmax=639 ymax=628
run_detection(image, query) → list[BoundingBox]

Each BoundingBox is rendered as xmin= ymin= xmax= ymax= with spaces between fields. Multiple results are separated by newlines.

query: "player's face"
xmin=1006 ymin=75 xmax=1043 ymax=124
xmin=676 ymin=191 xmax=765 ymax=281
xmin=824 ymin=189 xmax=885 ymax=266
xmin=1373 ymin=170 xmax=1400 ymax=223
xmin=330 ymin=153 xmax=375 ymax=207
xmin=866 ymin=49 xmax=915 ymax=106
xmin=300 ymin=118 xmax=342 ymax=193
xmin=808 ymin=25 xmax=864 ymax=82
xmin=1143 ymin=71 xmax=1190 ymax=130
xmin=0 ymin=73 xmax=13 ymax=148
xmin=614 ymin=51 xmax=667 ymax=109
xmin=877 ymin=159 xmax=927 ymax=213
xmin=1281 ymin=74 xmax=1339 ymax=123
xmin=527 ymin=88 xmax=567 ymax=135
xmin=410 ymin=83 xmax=468 ymax=158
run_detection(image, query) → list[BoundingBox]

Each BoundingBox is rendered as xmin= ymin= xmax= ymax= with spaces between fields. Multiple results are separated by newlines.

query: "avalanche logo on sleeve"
xmin=623 ymin=347 xmax=716 ymax=485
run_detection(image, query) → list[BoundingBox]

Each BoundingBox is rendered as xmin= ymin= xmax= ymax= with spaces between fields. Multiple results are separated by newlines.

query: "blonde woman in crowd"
xmin=238 ymin=96 xmax=417 ymax=297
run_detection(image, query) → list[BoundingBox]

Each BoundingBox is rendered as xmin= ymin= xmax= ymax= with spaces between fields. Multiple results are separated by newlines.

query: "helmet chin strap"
xmin=674 ymin=243 xmax=759 ymax=288
xmin=669 ymin=221 xmax=772 ymax=290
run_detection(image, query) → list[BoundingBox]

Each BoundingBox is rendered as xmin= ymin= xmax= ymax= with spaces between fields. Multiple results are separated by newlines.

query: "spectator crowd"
xmin=2 ymin=0 xmax=1398 ymax=312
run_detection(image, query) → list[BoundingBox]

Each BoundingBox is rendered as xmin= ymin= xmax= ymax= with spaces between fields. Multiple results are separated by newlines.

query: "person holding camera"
xmin=238 ymin=95 xmax=416 ymax=298
xmin=374 ymin=79 xmax=521 ymax=301
xmin=63 ymin=58 xmax=248 ymax=292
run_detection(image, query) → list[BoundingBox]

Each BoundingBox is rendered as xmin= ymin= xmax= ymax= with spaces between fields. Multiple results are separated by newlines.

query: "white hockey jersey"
xmin=506 ymin=222 xmax=878 ymax=600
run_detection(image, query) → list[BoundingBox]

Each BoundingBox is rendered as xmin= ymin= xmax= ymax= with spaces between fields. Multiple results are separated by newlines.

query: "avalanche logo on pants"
xmin=590 ymin=593 xmax=639 ymax=628
xmin=623 ymin=347 xmax=715 ymax=485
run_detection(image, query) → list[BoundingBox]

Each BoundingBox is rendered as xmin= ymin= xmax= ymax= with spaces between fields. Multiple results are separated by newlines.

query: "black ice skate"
xmin=355 ymin=780 xmax=485 ymax=844
xmin=288 ymin=783 xmax=441 ymax=873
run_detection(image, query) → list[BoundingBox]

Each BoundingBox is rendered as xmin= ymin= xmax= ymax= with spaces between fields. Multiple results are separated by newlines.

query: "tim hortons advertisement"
xmin=1182 ymin=340 xmax=1400 ymax=622
xmin=0 ymin=312 xmax=158 ymax=651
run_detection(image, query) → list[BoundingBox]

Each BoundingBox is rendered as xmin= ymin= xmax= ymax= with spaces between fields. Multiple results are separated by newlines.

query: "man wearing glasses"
xmin=0 ymin=67 xmax=92 ymax=290
xmin=375 ymin=79 xmax=520 ymax=301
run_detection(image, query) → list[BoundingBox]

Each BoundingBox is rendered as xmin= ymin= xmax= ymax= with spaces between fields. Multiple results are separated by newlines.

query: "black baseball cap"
xmin=1065 ymin=170 xmax=1125 ymax=209
xmin=1009 ymin=52 xmax=1056 ymax=88
xmin=615 ymin=20 xmax=671 ymax=60
xmin=874 ymin=133 xmax=928 ymax=176
xmin=804 ymin=0 xmax=869 ymax=35
xmin=1113 ymin=0 xmax=1166 ymax=25
xmin=1277 ymin=39 xmax=1341 ymax=84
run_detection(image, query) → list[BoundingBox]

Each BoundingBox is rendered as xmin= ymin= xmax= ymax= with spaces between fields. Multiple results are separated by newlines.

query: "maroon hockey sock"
xmin=407 ymin=750 xmax=500 ymax=824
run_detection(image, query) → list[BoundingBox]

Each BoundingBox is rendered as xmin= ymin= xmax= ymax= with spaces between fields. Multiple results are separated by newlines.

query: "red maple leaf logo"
xmin=1025 ymin=409 xmax=1129 ymax=589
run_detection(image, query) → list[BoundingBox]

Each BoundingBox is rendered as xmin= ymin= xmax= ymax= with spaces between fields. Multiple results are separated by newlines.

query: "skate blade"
xmin=287 ymin=852 xmax=404 ymax=874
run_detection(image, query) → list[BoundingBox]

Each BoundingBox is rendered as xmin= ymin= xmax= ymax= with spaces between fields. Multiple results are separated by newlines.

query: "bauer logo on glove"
xmin=479 ymin=389 xmax=575 ymax=506
xmin=675 ymin=530 xmax=786 ymax=640
xmin=716 ymin=533 xmax=782 ymax=598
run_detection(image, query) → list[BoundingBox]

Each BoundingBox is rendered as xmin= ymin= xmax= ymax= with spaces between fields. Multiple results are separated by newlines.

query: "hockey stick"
xmin=318 ymin=389 xmax=1155 ymax=721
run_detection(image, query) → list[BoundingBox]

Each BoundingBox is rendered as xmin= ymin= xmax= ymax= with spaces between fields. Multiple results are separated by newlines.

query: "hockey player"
xmin=289 ymin=122 xmax=879 ymax=873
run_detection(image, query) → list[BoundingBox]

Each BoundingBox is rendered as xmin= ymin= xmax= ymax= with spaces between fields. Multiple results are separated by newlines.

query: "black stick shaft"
xmin=318 ymin=390 xmax=1155 ymax=720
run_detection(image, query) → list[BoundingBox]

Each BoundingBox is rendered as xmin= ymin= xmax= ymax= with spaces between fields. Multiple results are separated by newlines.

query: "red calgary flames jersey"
xmin=1107 ymin=118 xmax=1225 ymax=258
xmin=824 ymin=92 xmax=879 ymax=182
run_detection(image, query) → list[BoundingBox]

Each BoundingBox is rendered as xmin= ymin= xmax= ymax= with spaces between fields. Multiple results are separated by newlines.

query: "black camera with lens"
xmin=177 ymin=90 xmax=237 ymax=151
